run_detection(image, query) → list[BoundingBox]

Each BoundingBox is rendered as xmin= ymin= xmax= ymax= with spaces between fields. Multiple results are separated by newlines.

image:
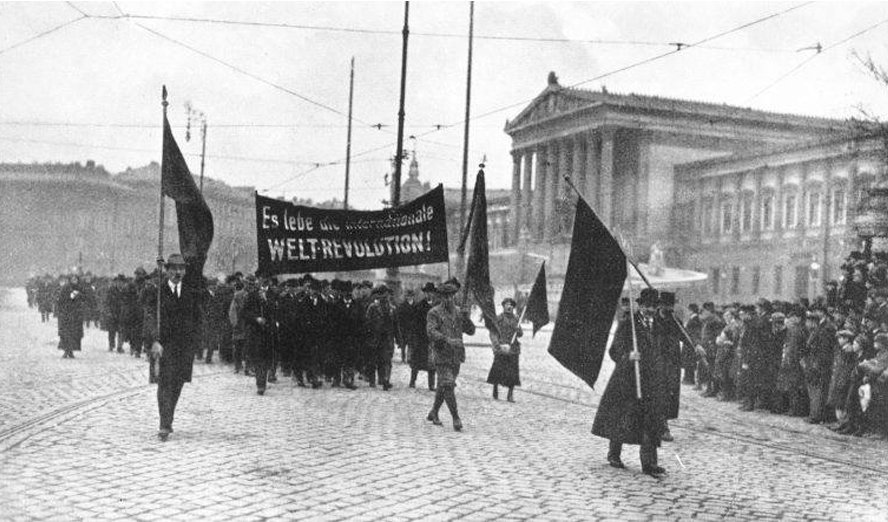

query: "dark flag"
xmin=162 ymin=113 xmax=214 ymax=277
xmin=524 ymin=261 xmax=550 ymax=337
xmin=460 ymin=168 xmax=499 ymax=337
xmin=548 ymin=198 xmax=626 ymax=388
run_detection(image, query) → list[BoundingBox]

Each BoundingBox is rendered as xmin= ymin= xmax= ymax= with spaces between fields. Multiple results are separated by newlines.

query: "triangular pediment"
xmin=506 ymin=88 xmax=598 ymax=131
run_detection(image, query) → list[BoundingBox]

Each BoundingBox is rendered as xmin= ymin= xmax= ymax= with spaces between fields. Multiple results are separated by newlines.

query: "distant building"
xmin=0 ymin=161 xmax=256 ymax=284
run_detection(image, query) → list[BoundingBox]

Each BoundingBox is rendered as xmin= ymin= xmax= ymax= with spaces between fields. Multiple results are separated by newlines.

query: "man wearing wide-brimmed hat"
xmin=146 ymin=253 xmax=201 ymax=441
xmin=425 ymin=279 xmax=476 ymax=431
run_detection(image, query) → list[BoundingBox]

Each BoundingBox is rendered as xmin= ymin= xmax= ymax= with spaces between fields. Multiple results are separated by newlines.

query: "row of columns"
xmin=509 ymin=128 xmax=617 ymax=244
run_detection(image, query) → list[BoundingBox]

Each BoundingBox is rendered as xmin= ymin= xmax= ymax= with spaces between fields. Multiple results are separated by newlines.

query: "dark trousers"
xmin=608 ymin=434 xmax=658 ymax=470
xmin=157 ymin=380 xmax=185 ymax=431
xmin=254 ymin=357 xmax=271 ymax=390
xmin=807 ymin=379 xmax=832 ymax=422
xmin=232 ymin=339 xmax=246 ymax=371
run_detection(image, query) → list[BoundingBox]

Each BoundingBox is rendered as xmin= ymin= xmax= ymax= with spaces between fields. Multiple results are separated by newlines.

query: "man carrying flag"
xmin=148 ymin=87 xmax=214 ymax=441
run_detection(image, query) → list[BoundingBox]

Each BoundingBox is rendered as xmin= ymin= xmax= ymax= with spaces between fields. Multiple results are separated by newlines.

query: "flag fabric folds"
xmin=524 ymin=261 xmax=550 ymax=337
xmin=547 ymin=198 xmax=626 ymax=389
xmin=461 ymin=168 xmax=499 ymax=337
xmin=162 ymin=114 xmax=214 ymax=275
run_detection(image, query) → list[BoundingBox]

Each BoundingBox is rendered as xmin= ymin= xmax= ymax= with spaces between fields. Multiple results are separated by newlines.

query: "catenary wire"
xmin=0 ymin=14 xmax=87 ymax=56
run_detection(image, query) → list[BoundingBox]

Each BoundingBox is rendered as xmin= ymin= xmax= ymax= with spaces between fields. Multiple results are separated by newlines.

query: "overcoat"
xmin=777 ymin=320 xmax=807 ymax=392
xmin=591 ymin=311 xmax=670 ymax=445
xmin=241 ymin=289 xmax=275 ymax=361
xmin=486 ymin=311 xmax=522 ymax=387
xmin=145 ymin=279 xmax=200 ymax=385
xmin=57 ymin=283 xmax=84 ymax=349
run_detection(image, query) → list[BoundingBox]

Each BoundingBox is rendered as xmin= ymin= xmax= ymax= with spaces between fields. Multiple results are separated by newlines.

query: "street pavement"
xmin=1 ymin=287 xmax=887 ymax=521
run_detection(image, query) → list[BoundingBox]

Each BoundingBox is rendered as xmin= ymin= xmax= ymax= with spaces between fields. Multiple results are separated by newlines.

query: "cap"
xmin=637 ymin=288 xmax=659 ymax=306
xmin=421 ymin=282 xmax=437 ymax=293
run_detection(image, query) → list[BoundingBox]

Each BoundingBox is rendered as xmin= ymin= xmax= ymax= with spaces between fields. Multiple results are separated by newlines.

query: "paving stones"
xmin=1 ymin=287 xmax=888 ymax=520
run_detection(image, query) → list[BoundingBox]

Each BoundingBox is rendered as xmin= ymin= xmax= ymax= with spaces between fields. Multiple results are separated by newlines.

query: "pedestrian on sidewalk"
xmin=147 ymin=254 xmax=201 ymax=442
xmin=426 ymin=280 xmax=476 ymax=432
xmin=486 ymin=297 xmax=522 ymax=402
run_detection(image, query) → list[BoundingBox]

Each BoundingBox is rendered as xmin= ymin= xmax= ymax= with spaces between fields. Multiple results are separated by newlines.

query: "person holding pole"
xmin=486 ymin=297 xmax=523 ymax=402
xmin=591 ymin=286 xmax=671 ymax=478
xmin=147 ymin=254 xmax=201 ymax=441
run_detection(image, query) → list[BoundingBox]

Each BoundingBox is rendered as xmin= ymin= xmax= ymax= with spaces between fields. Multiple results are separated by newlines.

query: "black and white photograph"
xmin=1 ymin=1 xmax=888 ymax=520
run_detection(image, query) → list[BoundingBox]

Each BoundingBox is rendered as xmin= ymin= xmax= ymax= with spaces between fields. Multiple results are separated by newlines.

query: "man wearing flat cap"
xmin=426 ymin=280 xmax=476 ymax=431
xmin=801 ymin=305 xmax=837 ymax=424
xmin=146 ymin=253 xmax=201 ymax=441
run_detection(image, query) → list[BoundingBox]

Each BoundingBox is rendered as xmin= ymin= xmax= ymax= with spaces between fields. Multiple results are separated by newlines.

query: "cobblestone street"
xmin=1 ymin=287 xmax=887 ymax=521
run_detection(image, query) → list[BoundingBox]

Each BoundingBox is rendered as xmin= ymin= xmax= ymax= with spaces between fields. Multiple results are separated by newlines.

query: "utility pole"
xmin=387 ymin=1 xmax=409 ymax=292
xmin=344 ymin=57 xmax=355 ymax=210
xmin=185 ymin=102 xmax=208 ymax=194
xmin=456 ymin=1 xmax=475 ymax=276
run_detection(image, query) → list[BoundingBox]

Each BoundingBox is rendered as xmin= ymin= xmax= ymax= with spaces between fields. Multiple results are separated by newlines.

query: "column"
xmin=510 ymin=150 xmax=522 ymax=246
xmin=521 ymin=149 xmax=533 ymax=237
xmin=558 ymin=138 xmax=571 ymax=237
xmin=600 ymin=128 xmax=615 ymax=228
xmin=635 ymin=132 xmax=651 ymax=240
xmin=574 ymin=134 xmax=587 ymax=200
xmin=544 ymin=143 xmax=558 ymax=241
xmin=533 ymin=145 xmax=547 ymax=240
xmin=584 ymin=131 xmax=599 ymax=209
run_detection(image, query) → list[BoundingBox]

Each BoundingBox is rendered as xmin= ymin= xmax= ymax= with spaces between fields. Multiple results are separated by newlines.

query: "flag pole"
xmin=510 ymin=259 xmax=542 ymax=344
xmin=625 ymin=260 xmax=643 ymax=400
xmin=563 ymin=176 xmax=654 ymax=290
xmin=154 ymin=85 xmax=168 ymax=377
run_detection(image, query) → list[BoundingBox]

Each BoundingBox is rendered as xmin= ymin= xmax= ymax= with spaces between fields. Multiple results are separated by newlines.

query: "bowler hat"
xmin=637 ymin=288 xmax=659 ymax=306
xmin=444 ymin=277 xmax=462 ymax=291
xmin=165 ymin=253 xmax=186 ymax=267
xmin=502 ymin=297 xmax=517 ymax=307
xmin=421 ymin=282 xmax=437 ymax=293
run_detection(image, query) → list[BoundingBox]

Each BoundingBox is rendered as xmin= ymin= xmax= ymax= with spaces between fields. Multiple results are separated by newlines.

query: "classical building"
xmin=498 ymin=72 xmax=858 ymax=304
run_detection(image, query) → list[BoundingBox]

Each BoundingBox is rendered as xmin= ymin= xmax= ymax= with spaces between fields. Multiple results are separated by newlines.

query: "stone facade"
xmin=674 ymin=136 xmax=885 ymax=306
xmin=499 ymin=73 xmax=853 ymax=305
xmin=0 ymin=161 xmax=257 ymax=284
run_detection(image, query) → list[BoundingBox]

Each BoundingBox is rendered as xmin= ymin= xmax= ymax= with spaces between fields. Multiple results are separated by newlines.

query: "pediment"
xmin=507 ymin=89 xmax=596 ymax=131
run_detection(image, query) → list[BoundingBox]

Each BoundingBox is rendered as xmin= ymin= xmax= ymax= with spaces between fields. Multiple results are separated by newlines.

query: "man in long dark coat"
xmin=366 ymin=285 xmax=399 ymax=390
xmin=333 ymin=280 xmax=362 ymax=389
xmin=592 ymin=288 xmax=671 ymax=478
xmin=147 ymin=254 xmax=201 ymax=441
xmin=57 ymin=274 xmax=85 ymax=359
xmin=801 ymin=306 xmax=837 ymax=424
xmin=406 ymin=282 xmax=436 ymax=390
xmin=241 ymin=277 xmax=276 ymax=395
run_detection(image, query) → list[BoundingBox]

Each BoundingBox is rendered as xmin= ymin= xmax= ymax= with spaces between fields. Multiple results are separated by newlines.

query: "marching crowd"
xmin=680 ymin=250 xmax=888 ymax=441
xmin=25 ymin=267 xmax=522 ymax=404
xmin=25 ymin=247 xmax=888 ymax=444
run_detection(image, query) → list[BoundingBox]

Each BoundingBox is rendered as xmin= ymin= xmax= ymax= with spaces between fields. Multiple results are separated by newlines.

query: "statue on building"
xmin=547 ymin=71 xmax=559 ymax=88
xmin=649 ymin=241 xmax=665 ymax=276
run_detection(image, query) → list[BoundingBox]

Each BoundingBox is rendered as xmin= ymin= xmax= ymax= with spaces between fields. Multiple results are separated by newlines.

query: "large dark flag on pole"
xmin=525 ymin=261 xmax=550 ymax=337
xmin=460 ymin=168 xmax=499 ymax=337
xmin=548 ymin=198 xmax=626 ymax=388
xmin=162 ymin=114 xmax=214 ymax=275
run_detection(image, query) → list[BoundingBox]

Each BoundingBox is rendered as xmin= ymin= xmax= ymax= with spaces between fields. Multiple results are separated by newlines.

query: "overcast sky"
xmin=2 ymin=1 xmax=888 ymax=209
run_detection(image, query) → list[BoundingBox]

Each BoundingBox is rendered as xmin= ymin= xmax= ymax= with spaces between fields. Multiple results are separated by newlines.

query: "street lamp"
xmin=185 ymin=102 xmax=208 ymax=194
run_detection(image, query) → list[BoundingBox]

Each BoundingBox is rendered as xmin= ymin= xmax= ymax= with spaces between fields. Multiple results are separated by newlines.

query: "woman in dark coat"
xmin=591 ymin=288 xmax=671 ymax=478
xmin=486 ymin=298 xmax=522 ymax=401
xmin=57 ymin=274 xmax=84 ymax=359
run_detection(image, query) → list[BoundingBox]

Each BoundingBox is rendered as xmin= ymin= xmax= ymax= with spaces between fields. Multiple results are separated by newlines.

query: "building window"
xmin=702 ymin=199 xmax=713 ymax=235
xmin=832 ymin=188 xmax=846 ymax=225
xmin=721 ymin=200 xmax=733 ymax=234
xmin=761 ymin=193 xmax=774 ymax=230
xmin=711 ymin=268 xmax=720 ymax=295
xmin=807 ymin=191 xmax=822 ymax=227
xmin=740 ymin=192 xmax=753 ymax=232
xmin=773 ymin=265 xmax=783 ymax=295
xmin=731 ymin=267 xmax=740 ymax=295
xmin=751 ymin=266 xmax=760 ymax=295
xmin=784 ymin=193 xmax=798 ymax=229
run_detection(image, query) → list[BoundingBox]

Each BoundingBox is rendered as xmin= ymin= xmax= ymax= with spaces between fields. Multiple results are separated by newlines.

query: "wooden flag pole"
xmin=626 ymin=260 xmax=643 ymax=400
xmin=153 ymin=86 xmax=169 ymax=377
